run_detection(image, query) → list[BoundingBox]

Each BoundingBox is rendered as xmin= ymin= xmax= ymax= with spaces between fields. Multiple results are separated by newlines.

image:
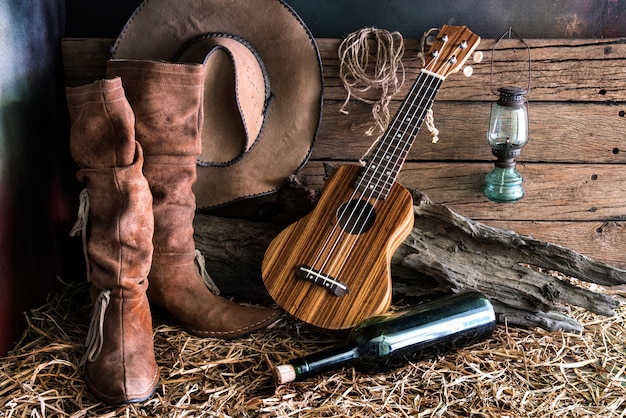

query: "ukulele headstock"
xmin=424 ymin=25 xmax=481 ymax=79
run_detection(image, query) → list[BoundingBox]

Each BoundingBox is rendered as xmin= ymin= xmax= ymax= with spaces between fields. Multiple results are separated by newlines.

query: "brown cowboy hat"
xmin=112 ymin=0 xmax=323 ymax=209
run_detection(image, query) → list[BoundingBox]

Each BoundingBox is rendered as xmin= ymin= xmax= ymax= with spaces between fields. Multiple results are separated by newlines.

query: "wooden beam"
xmin=485 ymin=220 xmax=626 ymax=269
xmin=318 ymin=38 xmax=626 ymax=102
xmin=62 ymin=38 xmax=626 ymax=102
xmin=316 ymin=100 xmax=626 ymax=163
xmin=298 ymin=161 xmax=626 ymax=267
xmin=299 ymin=162 xmax=626 ymax=222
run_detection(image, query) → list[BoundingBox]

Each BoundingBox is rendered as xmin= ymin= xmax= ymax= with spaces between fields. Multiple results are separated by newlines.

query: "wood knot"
xmin=543 ymin=283 xmax=560 ymax=301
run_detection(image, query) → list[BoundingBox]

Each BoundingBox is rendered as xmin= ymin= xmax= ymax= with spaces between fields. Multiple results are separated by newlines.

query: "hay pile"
xmin=1 ymin=280 xmax=625 ymax=417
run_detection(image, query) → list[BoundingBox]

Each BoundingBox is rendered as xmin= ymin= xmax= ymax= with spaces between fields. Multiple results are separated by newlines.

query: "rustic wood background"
xmin=62 ymin=37 xmax=626 ymax=269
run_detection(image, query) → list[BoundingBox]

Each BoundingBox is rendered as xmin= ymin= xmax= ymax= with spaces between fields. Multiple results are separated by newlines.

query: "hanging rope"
xmin=338 ymin=27 xmax=405 ymax=140
xmin=338 ymin=27 xmax=441 ymax=163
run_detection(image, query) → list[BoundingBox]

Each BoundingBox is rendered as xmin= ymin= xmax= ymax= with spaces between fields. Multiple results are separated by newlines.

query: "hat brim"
xmin=112 ymin=0 xmax=323 ymax=209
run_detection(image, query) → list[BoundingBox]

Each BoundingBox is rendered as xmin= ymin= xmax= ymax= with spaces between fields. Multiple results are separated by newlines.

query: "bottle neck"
xmin=292 ymin=343 xmax=360 ymax=380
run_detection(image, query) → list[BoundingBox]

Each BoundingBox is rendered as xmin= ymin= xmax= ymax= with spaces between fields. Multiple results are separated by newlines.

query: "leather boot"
xmin=106 ymin=60 xmax=281 ymax=338
xmin=66 ymin=78 xmax=159 ymax=404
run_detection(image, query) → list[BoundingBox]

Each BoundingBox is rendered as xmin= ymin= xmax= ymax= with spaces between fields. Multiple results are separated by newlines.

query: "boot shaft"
xmin=67 ymin=77 xmax=154 ymax=292
xmin=66 ymin=78 xmax=159 ymax=404
xmin=105 ymin=59 xmax=282 ymax=339
xmin=76 ymin=152 xmax=154 ymax=291
xmin=107 ymin=60 xmax=204 ymax=260
xmin=106 ymin=60 xmax=204 ymax=157
xmin=66 ymin=78 xmax=137 ymax=169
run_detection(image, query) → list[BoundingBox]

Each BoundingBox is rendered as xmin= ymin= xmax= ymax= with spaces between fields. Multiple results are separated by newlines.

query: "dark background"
xmin=65 ymin=0 xmax=626 ymax=39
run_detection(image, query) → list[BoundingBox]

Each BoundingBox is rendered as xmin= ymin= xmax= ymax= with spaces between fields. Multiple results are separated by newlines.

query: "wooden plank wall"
xmin=62 ymin=37 xmax=626 ymax=268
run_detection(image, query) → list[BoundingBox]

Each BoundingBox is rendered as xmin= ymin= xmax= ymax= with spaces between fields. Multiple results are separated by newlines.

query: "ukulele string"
xmin=326 ymin=43 xmax=458 ymax=281
xmin=306 ymin=82 xmax=438 ymax=279
xmin=308 ymin=35 xmax=457 ymax=284
xmin=329 ymin=73 xmax=443 ymax=281
xmin=307 ymin=38 xmax=451 ymax=280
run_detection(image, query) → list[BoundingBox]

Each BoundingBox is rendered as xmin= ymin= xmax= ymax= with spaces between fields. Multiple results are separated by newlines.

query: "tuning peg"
xmin=473 ymin=51 xmax=484 ymax=63
xmin=463 ymin=66 xmax=474 ymax=77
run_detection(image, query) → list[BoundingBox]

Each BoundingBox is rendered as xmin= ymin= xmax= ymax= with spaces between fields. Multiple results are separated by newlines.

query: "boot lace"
xmin=69 ymin=189 xmax=91 ymax=282
xmin=82 ymin=288 xmax=111 ymax=365
xmin=71 ymin=191 xmax=112 ymax=367
xmin=194 ymin=250 xmax=221 ymax=295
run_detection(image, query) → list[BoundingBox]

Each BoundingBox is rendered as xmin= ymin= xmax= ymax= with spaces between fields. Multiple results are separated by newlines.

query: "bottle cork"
xmin=272 ymin=364 xmax=297 ymax=385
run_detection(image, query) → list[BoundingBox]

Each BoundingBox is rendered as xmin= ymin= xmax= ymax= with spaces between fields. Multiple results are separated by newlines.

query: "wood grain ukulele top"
xmin=262 ymin=25 xmax=481 ymax=331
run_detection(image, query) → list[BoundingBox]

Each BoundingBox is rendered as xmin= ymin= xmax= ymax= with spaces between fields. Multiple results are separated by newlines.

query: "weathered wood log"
xmin=392 ymin=189 xmax=626 ymax=332
xmin=194 ymin=186 xmax=626 ymax=333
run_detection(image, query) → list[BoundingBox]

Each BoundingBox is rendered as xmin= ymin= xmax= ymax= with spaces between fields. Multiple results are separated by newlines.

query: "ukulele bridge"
xmin=295 ymin=265 xmax=349 ymax=297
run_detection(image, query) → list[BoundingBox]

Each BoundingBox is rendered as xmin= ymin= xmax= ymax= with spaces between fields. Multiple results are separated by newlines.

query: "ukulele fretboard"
xmin=355 ymin=71 xmax=444 ymax=200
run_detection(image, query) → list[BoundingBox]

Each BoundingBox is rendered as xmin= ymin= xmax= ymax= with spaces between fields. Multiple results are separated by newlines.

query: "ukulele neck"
xmin=355 ymin=70 xmax=444 ymax=200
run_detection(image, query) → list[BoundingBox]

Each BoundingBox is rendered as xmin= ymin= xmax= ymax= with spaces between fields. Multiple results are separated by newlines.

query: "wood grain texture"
xmin=61 ymin=38 xmax=113 ymax=86
xmin=262 ymin=165 xmax=414 ymax=330
xmin=302 ymin=161 xmax=626 ymax=221
xmin=62 ymin=38 xmax=626 ymax=101
xmin=318 ymin=38 xmax=626 ymax=102
xmin=315 ymin=101 xmax=626 ymax=163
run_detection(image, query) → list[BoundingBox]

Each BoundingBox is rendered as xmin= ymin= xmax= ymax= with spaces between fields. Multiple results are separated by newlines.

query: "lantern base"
xmin=484 ymin=166 xmax=524 ymax=203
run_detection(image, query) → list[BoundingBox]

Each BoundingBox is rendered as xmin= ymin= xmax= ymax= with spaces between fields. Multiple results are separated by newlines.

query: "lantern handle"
xmin=490 ymin=27 xmax=531 ymax=96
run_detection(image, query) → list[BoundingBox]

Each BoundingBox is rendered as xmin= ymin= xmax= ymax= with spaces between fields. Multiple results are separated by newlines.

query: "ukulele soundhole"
xmin=337 ymin=199 xmax=376 ymax=235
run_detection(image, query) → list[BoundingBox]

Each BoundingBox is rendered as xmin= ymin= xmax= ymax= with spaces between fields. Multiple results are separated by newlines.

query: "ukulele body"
xmin=262 ymin=25 xmax=480 ymax=331
xmin=262 ymin=164 xmax=414 ymax=331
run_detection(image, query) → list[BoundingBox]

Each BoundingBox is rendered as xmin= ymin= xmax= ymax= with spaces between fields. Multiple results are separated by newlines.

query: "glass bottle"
xmin=273 ymin=291 xmax=496 ymax=384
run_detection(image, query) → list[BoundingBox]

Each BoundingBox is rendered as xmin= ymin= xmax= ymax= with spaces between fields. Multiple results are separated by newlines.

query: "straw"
xmin=1 ymin=280 xmax=625 ymax=417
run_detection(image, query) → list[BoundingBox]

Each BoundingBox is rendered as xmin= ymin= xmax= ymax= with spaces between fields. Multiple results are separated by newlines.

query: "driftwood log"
xmin=194 ymin=178 xmax=626 ymax=333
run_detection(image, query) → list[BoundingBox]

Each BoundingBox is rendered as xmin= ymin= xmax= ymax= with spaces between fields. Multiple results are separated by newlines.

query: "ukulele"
xmin=262 ymin=25 xmax=481 ymax=331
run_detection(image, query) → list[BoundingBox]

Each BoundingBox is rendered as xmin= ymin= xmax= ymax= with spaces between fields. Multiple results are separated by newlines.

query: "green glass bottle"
xmin=273 ymin=291 xmax=496 ymax=384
